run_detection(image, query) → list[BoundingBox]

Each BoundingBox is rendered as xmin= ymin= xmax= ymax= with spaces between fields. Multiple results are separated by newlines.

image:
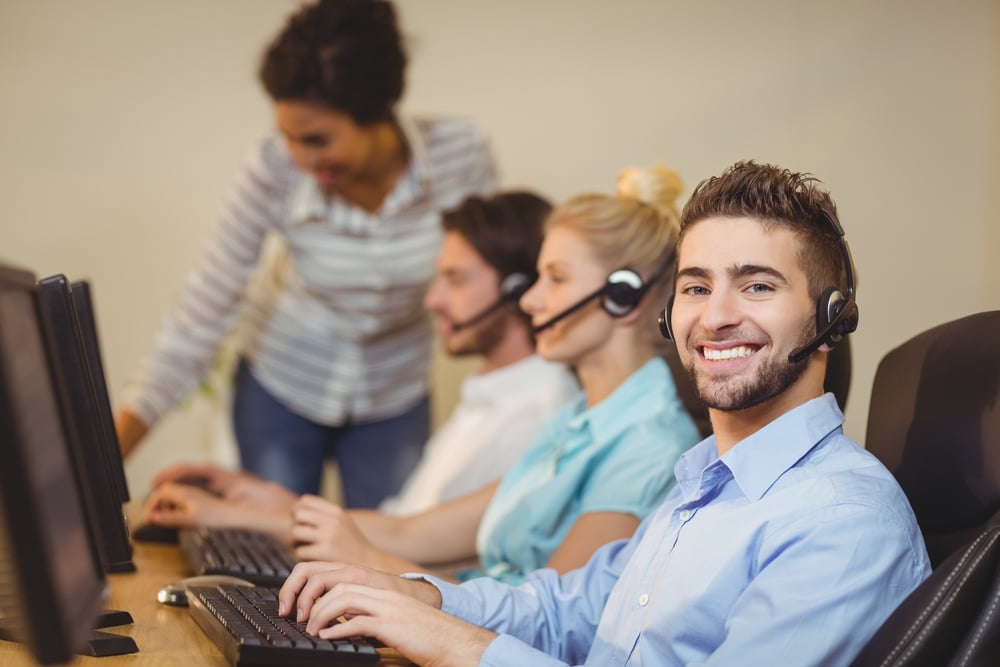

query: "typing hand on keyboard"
xmin=153 ymin=463 xmax=297 ymax=512
xmin=152 ymin=462 xmax=239 ymax=495
xmin=277 ymin=561 xmax=496 ymax=666
xmin=144 ymin=482 xmax=241 ymax=528
xmin=187 ymin=584 xmax=380 ymax=666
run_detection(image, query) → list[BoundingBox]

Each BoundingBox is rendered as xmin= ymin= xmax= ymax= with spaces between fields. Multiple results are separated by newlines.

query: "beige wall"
xmin=1 ymin=0 xmax=997 ymax=496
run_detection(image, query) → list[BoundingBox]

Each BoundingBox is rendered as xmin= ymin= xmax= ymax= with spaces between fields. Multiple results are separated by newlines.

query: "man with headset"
xmin=277 ymin=161 xmax=932 ymax=665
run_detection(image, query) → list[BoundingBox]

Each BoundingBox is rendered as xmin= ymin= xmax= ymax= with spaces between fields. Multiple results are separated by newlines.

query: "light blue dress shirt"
xmin=461 ymin=357 xmax=700 ymax=585
xmin=430 ymin=393 xmax=931 ymax=666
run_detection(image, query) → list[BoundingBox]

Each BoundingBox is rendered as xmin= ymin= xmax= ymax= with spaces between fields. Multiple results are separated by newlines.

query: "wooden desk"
xmin=0 ymin=537 xmax=410 ymax=666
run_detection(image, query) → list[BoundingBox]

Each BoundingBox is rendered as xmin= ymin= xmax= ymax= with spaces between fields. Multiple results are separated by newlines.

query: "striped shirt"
xmin=124 ymin=116 xmax=497 ymax=428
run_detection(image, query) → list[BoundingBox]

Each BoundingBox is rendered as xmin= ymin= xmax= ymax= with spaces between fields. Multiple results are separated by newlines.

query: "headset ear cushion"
xmin=658 ymin=294 xmax=675 ymax=340
xmin=603 ymin=269 xmax=644 ymax=317
xmin=817 ymin=287 xmax=842 ymax=330
xmin=817 ymin=286 xmax=847 ymax=346
xmin=500 ymin=273 xmax=532 ymax=302
xmin=839 ymin=301 xmax=859 ymax=337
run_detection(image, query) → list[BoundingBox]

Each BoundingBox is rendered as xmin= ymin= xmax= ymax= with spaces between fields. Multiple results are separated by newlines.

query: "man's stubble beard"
xmin=686 ymin=316 xmax=816 ymax=412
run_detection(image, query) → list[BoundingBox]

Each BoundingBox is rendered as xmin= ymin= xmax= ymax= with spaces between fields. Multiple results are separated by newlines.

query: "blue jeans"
xmin=231 ymin=360 xmax=429 ymax=508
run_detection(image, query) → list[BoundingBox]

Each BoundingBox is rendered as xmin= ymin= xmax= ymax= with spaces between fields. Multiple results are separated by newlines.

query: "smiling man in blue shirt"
xmin=278 ymin=161 xmax=932 ymax=666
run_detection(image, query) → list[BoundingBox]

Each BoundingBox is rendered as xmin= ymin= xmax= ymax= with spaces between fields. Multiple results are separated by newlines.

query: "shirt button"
xmin=638 ymin=593 xmax=649 ymax=607
xmin=678 ymin=509 xmax=692 ymax=521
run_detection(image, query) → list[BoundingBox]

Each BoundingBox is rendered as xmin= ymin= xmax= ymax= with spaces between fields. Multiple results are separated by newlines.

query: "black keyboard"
xmin=179 ymin=528 xmax=297 ymax=586
xmin=187 ymin=584 xmax=379 ymax=666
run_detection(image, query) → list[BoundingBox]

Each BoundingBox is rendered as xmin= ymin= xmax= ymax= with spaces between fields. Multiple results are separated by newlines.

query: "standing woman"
xmin=114 ymin=0 xmax=497 ymax=506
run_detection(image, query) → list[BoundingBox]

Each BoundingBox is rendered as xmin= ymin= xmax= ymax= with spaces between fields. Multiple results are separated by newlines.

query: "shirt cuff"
xmin=400 ymin=573 xmax=486 ymax=625
xmin=480 ymin=634 xmax=568 ymax=667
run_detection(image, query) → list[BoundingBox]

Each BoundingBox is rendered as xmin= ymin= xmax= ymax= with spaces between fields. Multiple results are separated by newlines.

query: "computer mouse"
xmin=156 ymin=575 xmax=255 ymax=607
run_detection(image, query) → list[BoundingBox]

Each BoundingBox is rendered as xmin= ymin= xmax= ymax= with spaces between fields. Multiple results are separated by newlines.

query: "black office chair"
xmin=661 ymin=336 xmax=853 ymax=440
xmin=850 ymin=524 xmax=1000 ymax=666
xmin=849 ymin=311 xmax=1000 ymax=666
xmin=865 ymin=311 xmax=1000 ymax=568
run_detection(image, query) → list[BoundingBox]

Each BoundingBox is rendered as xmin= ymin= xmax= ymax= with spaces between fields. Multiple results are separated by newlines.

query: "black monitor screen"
xmin=0 ymin=266 xmax=106 ymax=664
xmin=37 ymin=275 xmax=134 ymax=573
xmin=70 ymin=280 xmax=131 ymax=503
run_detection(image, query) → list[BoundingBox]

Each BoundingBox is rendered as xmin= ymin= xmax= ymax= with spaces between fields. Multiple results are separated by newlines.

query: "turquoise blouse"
xmin=462 ymin=357 xmax=700 ymax=585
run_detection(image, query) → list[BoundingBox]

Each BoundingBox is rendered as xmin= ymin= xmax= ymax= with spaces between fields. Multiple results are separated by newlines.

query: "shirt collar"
xmin=675 ymin=393 xmax=844 ymax=502
xmin=288 ymin=175 xmax=329 ymax=227
xmin=563 ymin=357 xmax=671 ymax=451
xmin=286 ymin=115 xmax=432 ymax=228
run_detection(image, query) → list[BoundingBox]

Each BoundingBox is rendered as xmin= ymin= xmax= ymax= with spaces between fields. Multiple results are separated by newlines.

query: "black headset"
xmin=657 ymin=209 xmax=859 ymax=364
xmin=450 ymin=272 xmax=532 ymax=331
xmin=531 ymin=250 xmax=676 ymax=335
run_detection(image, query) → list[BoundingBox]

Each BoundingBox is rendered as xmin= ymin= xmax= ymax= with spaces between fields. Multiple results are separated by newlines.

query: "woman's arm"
xmin=118 ymin=136 xmax=296 ymax=457
xmin=291 ymin=481 xmax=499 ymax=574
xmin=543 ymin=511 xmax=640 ymax=574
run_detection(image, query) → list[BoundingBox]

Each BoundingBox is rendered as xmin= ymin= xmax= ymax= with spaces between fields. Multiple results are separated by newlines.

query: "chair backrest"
xmin=661 ymin=336 xmax=853 ymax=440
xmin=865 ymin=311 xmax=1000 ymax=567
xmin=850 ymin=524 xmax=1000 ymax=667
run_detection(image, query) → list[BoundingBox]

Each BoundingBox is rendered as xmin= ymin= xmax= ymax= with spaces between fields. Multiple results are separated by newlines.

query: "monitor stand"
xmin=83 ymin=608 xmax=138 ymax=656
xmin=95 ymin=608 xmax=132 ymax=628
xmin=80 ymin=630 xmax=139 ymax=657
xmin=0 ymin=618 xmax=138 ymax=658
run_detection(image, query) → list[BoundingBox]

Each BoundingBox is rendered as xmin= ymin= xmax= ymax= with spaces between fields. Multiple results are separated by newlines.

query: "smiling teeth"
xmin=704 ymin=346 xmax=756 ymax=361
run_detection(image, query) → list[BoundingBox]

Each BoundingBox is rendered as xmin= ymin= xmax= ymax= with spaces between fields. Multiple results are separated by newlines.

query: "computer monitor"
xmin=68 ymin=280 xmax=131 ymax=504
xmin=0 ymin=264 xmax=107 ymax=664
xmin=36 ymin=275 xmax=135 ymax=574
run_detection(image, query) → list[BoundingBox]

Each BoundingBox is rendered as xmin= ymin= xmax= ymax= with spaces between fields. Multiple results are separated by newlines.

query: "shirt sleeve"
xmin=578 ymin=406 xmax=697 ymax=519
xmin=699 ymin=500 xmax=931 ymax=666
xmin=414 ymin=524 xmax=646 ymax=666
xmin=122 ymin=136 xmax=295 ymax=426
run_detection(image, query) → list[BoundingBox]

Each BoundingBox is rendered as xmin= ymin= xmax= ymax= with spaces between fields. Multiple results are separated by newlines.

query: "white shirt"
xmin=124 ymin=116 xmax=497 ymax=427
xmin=379 ymin=355 xmax=578 ymax=516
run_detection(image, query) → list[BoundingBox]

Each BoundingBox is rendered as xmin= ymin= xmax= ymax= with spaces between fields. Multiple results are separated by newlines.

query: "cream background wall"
xmin=1 ymin=0 xmax=997 ymax=496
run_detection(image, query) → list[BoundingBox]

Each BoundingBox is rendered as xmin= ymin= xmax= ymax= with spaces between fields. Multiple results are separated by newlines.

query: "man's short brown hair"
xmin=679 ymin=161 xmax=847 ymax=299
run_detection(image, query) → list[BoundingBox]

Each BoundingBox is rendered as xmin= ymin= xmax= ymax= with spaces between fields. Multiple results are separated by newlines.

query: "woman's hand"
xmin=114 ymin=408 xmax=149 ymax=459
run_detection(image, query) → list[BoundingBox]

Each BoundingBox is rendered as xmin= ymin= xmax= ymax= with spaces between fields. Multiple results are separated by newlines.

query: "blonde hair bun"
xmin=617 ymin=164 xmax=683 ymax=219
